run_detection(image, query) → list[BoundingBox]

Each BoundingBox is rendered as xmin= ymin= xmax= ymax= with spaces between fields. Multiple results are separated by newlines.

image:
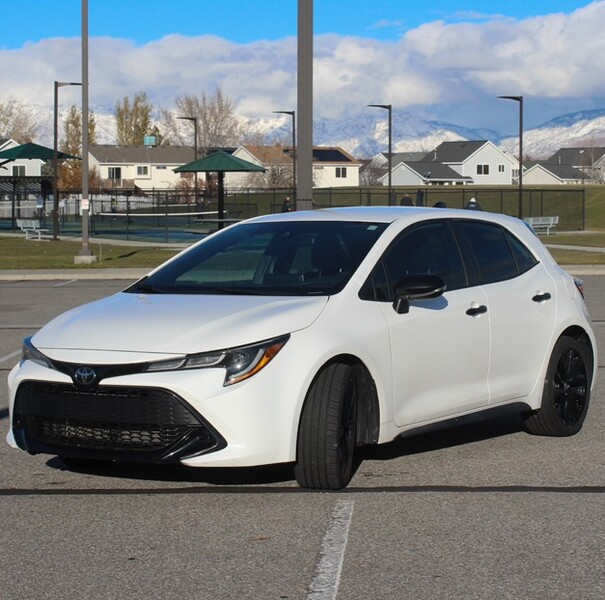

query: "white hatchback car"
xmin=7 ymin=207 xmax=597 ymax=489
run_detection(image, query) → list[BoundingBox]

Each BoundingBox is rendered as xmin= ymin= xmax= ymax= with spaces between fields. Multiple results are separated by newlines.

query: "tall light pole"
xmin=53 ymin=81 xmax=81 ymax=241
xmin=76 ymin=0 xmax=97 ymax=262
xmin=178 ymin=116 xmax=199 ymax=203
xmin=499 ymin=95 xmax=524 ymax=218
xmin=273 ymin=110 xmax=296 ymax=198
xmin=368 ymin=104 xmax=393 ymax=205
xmin=297 ymin=0 xmax=313 ymax=210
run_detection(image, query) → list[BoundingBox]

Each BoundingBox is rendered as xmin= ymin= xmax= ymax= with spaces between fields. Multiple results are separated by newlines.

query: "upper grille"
xmin=13 ymin=381 xmax=220 ymax=459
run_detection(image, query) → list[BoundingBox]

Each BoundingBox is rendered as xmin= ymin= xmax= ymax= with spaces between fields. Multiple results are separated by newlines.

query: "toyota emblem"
xmin=73 ymin=366 xmax=97 ymax=386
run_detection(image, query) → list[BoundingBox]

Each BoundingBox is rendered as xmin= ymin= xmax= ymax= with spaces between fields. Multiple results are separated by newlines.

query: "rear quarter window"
xmin=455 ymin=221 xmax=520 ymax=285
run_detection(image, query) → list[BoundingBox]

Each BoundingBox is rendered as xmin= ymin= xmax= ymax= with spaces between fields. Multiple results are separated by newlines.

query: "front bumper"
xmin=7 ymin=349 xmax=304 ymax=468
xmin=12 ymin=380 xmax=225 ymax=463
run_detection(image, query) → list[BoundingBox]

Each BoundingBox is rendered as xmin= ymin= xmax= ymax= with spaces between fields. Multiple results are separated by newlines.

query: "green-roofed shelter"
xmin=174 ymin=150 xmax=265 ymax=228
xmin=0 ymin=142 xmax=79 ymax=166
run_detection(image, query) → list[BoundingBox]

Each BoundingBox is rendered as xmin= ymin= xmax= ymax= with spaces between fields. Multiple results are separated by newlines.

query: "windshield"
xmin=127 ymin=220 xmax=388 ymax=296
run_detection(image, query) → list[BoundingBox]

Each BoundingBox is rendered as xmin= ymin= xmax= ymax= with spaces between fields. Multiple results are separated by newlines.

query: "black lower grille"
xmin=13 ymin=381 xmax=223 ymax=461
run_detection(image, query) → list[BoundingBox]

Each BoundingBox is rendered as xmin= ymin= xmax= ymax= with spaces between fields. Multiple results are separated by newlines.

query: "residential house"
xmin=311 ymin=147 xmax=360 ymax=187
xmin=361 ymin=151 xmax=426 ymax=185
xmin=378 ymin=161 xmax=472 ymax=187
xmin=229 ymin=145 xmax=361 ymax=188
xmin=88 ymin=144 xmax=197 ymax=190
xmin=523 ymin=162 xmax=588 ymax=185
xmin=543 ymin=147 xmax=605 ymax=182
xmin=421 ymin=140 xmax=518 ymax=185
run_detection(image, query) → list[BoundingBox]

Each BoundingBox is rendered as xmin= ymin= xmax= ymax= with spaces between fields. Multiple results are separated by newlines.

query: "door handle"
xmin=466 ymin=305 xmax=487 ymax=316
xmin=532 ymin=292 xmax=552 ymax=303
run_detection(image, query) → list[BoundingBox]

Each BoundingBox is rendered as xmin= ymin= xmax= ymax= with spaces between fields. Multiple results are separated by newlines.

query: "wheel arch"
xmin=559 ymin=325 xmax=595 ymax=380
xmin=302 ymin=354 xmax=381 ymax=446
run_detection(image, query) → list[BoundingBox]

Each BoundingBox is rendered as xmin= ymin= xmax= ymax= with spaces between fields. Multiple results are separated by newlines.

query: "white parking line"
xmin=306 ymin=499 xmax=355 ymax=600
xmin=0 ymin=350 xmax=20 ymax=365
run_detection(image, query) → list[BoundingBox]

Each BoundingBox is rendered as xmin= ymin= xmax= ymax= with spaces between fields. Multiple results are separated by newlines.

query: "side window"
xmin=505 ymin=230 xmax=538 ymax=274
xmin=456 ymin=221 xmax=518 ymax=284
xmin=361 ymin=221 xmax=467 ymax=301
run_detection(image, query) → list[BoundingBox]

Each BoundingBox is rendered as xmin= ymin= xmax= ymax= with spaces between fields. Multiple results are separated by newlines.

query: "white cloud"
xmin=1 ymin=2 xmax=605 ymax=131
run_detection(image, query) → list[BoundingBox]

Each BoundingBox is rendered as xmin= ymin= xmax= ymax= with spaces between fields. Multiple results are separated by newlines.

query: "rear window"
xmin=455 ymin=221 xmax=536 ymax=285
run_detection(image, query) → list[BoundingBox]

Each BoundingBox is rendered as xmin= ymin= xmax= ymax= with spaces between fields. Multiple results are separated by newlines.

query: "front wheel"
xmin=524 ymin=336 xmax=591 ymax=436
xmin=294 ymin=363 xmax=359 ymax=490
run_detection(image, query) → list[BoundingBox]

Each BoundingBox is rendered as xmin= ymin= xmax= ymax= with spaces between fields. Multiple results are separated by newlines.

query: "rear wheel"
xmin=294 ymin=363 xmax=359 ymax=490
xmin=524 ymin=336 xmax=591 ymax=436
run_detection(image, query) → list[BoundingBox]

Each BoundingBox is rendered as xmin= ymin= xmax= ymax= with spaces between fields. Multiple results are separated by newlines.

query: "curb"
xmin=0 ymin=268 xmax=149 ymax=281
xmin=0 ymin=266 xmax=604 ymax=282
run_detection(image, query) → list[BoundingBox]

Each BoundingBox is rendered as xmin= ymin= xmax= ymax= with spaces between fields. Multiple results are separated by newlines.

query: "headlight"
xmin=22 ymin=337 xmax=54 ymax=370
xmin=144 ymin=335 xmax=289 ymax=386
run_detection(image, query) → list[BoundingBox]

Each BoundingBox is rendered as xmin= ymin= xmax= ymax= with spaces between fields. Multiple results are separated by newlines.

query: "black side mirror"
xmin=393 ymin=274 xmax=447 ymax=314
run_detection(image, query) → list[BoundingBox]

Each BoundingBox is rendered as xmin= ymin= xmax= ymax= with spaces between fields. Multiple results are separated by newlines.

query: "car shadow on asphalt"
xmin=43 ymin=405 xmax=528 ymax=488
xmin=359 ymin=404 xmax=527 ymax=462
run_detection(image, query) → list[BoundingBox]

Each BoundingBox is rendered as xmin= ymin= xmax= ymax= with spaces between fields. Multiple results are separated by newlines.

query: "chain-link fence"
xmin=0 ymin=183 xmax=587 ymax=242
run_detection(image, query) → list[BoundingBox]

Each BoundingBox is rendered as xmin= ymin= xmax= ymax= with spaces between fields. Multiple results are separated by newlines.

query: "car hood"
xmin=33 ymin=292 xmax=329 ymax=356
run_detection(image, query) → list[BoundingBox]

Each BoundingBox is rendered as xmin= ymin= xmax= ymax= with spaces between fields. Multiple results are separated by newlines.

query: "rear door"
xmin=453 ymin=221 xmax=557 ymax=404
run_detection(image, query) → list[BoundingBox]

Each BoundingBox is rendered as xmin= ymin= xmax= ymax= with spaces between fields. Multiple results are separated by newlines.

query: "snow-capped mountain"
xmin=24 ymin=102 xmax=605 ymax=160
xmin=498 ymin=109 xmax=605 ymax=158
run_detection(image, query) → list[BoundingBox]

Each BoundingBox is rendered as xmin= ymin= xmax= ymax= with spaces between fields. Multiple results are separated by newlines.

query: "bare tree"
xmin=58 ymin=105 xmax=98 ymax=189
xmin=359 ymin=163 xmax=384 ymax=186
xmin=161 ymin=87 xmax=243 ymax=153
xmin=115 ymin=91 xmax=153 ymax=145
xmin=0 ymin=97 xmax=38 ymax=142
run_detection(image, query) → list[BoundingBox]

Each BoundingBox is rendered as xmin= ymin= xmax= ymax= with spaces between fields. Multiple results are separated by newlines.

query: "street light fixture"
xmin=53 ymin=80 xmax=82 ymax=241
xmin=273 ymin=110 xmax=296 ymax=200
xmin=498 ymin=95 xmax=524 ymax=218
xmin=178 ymin=116 xmax=199 ymax=204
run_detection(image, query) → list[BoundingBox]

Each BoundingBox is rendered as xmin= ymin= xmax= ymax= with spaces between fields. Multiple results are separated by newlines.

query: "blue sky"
xmin=2 ymin=1 xmax=604 ymax=139
xmin=2 ymin=0 xmax=591 ymax=47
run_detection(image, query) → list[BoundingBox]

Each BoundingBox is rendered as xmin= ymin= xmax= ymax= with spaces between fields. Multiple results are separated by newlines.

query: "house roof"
xmin=524 ymin=162 xmax=588 ymax=181
xmin=241 ymin=145 xmax=291 ymax=164
xmin=402 ymin=161 xmax=472 ymax=182
xmin=241 ymin=145 xmax=360 ymax=166
xmin=89 ymin=144 xmax=195 ymax=165
xmin=386 ymin=151 xmax=427 ymax=163
xmin=378 ymin=160 xmax=472 ymax=184
xmin=312 ymin=147 xmax=360 ymax=164
xmin=544 ymin=147 xmax=605 ymax=166
xmin=421 ymin=140 xmax=487 ymax=163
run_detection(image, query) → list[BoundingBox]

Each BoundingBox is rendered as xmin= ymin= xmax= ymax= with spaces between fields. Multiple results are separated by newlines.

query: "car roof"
xmin=244 ymin=205 xmax=525 ymax=228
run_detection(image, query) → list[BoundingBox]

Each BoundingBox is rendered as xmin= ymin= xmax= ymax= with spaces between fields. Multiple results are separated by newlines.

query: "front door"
xmin=369 ymin=220 xmax=490 ymax=427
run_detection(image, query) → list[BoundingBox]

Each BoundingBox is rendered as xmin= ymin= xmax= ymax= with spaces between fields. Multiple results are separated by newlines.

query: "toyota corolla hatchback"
xmin=7 ymin=207 xmax=597 ymax=489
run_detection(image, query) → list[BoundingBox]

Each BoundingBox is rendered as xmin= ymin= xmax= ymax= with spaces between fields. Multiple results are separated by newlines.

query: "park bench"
xmin=16 ymin=218 xmax=51 ymax=241
xmin=523 ymin=216 xmax=559 ymax=235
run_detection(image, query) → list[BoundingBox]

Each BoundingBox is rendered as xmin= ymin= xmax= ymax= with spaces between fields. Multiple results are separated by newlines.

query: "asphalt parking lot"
xmin=1 ymin=276 xmax=604 ymax=599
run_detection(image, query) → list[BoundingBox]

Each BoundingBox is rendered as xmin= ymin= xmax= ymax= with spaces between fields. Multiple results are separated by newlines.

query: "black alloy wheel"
xmin=525 ymin=336 xmax=591 ymax=437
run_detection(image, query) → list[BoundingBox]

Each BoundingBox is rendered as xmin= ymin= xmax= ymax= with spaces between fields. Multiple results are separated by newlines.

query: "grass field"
xmin=0 ymin=236 xmax=180 ymax=270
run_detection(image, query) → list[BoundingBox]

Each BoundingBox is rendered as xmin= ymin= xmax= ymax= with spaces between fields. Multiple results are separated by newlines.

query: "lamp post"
xmin=368 ymin=104 xmax=393 ymax=205
xmin=273 ymin=110 xmax=296 ymax=199
xmin=53 ymin=80 xmax=81 ymax=241
xmin=178 ymin=116 xmax=199 ymax=204
xmin=498 ymin=95 xmax=524 ymax=218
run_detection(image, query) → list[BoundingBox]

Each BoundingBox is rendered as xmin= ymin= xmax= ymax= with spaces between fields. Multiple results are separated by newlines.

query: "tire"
xmin=524 ymin=336 xmax=591 ymax=436
xmin=294 ymin=363 xmax=359 ymax=490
